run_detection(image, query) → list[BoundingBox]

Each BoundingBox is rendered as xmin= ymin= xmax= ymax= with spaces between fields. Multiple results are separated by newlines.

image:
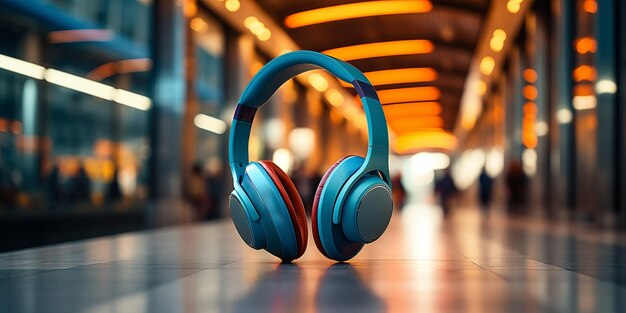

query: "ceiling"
xmin=255 ymin=0 xmax=490 ymax=151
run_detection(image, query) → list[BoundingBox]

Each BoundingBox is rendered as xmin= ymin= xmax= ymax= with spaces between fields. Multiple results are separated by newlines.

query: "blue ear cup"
xmin=229 ymin=162 xmax=300 ymax=262
xmin=340 ymin=175 xmax=392 ymax=243
xmin=313 ymin=156 xmax=393 ymax=261
xmin=229 ymin=191 xmax=265 ymax=250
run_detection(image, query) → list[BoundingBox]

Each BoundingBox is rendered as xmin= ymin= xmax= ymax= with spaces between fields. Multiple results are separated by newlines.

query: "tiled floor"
xmin=1 ymin=204 xmax=625 ymax=312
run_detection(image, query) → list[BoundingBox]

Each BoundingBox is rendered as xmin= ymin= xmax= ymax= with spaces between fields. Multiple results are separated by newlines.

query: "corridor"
xmin=1 ymin=204 xmax=625 ymax=312
xmin=1 ymin=0 xmax=626 ymax=311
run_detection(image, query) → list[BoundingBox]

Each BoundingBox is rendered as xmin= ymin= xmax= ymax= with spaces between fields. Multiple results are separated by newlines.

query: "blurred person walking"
xmin=188 ymin=162 xmax=208 ymax=220
xmin=435 ymin=169 xmax=457 ymax=216
xmin=72 ymin=165 xmax=92 ymax=204
xmin=478 ymin=167 xmax=493 ymax=213
xmin=107 ymin=168 xmax=122 ymax=203
xmin=505 ymin=161 xmax=528 ymax=214
xmin=204 ymin=158 xmax=224 ymax=220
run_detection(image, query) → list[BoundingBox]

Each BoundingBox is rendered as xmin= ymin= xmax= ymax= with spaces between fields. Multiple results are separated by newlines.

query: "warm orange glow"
xmin=507 ymin=0 xmax=524 ymax=14
xmin=573 ymin=65 xmax=596 ymax=82
xmin=243 ymin=16 xmax=271 ymax=41
xmin=342 ymin=68 xmax=437 ymax=87
xmin=522 ymin=102 xmax=537 ymax=148
xmin=87 ymin=58 xmax=152 ymax=81
xmin=377 ymin=86 xmax=440 ymax=104
xmin=394 ymin=131 xmax=457 ymax=153
xmin=523 ymin=102 xmax=537 ymax=115
xmin=523 ymin=85 xmax=538 ymax=100
xmin=190 ymin=17 xmax=208 ymax=32
xmin=523 ymin=134 xmax=538 ymax=148
xmin=224 ymin=0 xmax=240 ymax=12
xmin=308 ymin=73 xmax=328 ymax=92
xmin=389 ymin=116 xmax=444 ymax=133
xmin=480 ymin=56 xmax=495 ymax=75
xmin=48 ymin=29 xmax=113 ymax=44
xmin=490 ymin=29 xmax=507 ymax=52
xmin=583 ymin=0 xmax=597 ymax=13
xmin=284 ymin=1 xmax=432 ymax=28
xmin=250 ymin=60 xmax=265 ymax=76
xmin=493 ymin=106 xmax=505 ymax=122
xmin=0 ymin=118 xmax=8 ymax=132
xmin=523 ymin=69 xmax=537 ymax=82
xmin=575 ymin=37 xmax=597 ymax=54
xmin=184 ymin=0 xmax=197 ymax=17
xmin=325 ymin=89 xmax=344 ymax=107
xmin=574 ymin=84 xmax=594 ymax=96
xmin=476 ymin=80 xmax=487 ymax=96
xmin=322 ymin=40 xmax=434 ymax=61
xmin=383 ymin=102 xmax=442 ymax=118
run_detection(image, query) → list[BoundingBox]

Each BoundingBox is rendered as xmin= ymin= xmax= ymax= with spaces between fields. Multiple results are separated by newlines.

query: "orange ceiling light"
xmin=190 ymin=17 xmax=208 ymax=32
xmin=583 ymin=0 xmax=597 ymax=13
xmin=284 ymin=1 xmax=432 ymax=28
xmin=489 ymin=29 xmax=507 ymax=52
xmin=522 ymin=102 xmax=538 ymax=148
xmin=480 ymin=56 xmax=495 ymax=75
xmin=523 ymin=85 xmax=538 ymax=100
xmin=341 ymin=67 xmax=437 ymax=87
xmin=322 ymin=40 xmax=434 ymax=61
xmin=575 ymin=37 xmax=597 ymax=54
xmin=523 ymin=68 xmax=537 ymax=82
xmin=377 ymin=86 xmax=440 ymax=104
xmin=183 ymin=0 xmax=197 ymax=17
xmin=573 ymin=65 xmax=596 ymax=82
xmin=341 ymin=68 xmax=437 ymax=87
xmin=507 ymin=0 xmax=524 ymax=14
xmin=389 ymin=116 xmax=444 ymax=132
xmin=394 ymin=130 xmax=457 ymax=153
xmin=382 ymin=102 xmax=442 ymax=118
xmin=574 ymin=84 xmax=594 ymax=96
xmin=523 ymin=102 xmax=537 ymax=115
xmin=476 ymin=80 xmax=487 ymax=96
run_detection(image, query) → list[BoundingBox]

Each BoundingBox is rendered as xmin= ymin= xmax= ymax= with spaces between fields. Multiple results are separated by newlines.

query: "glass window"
xmin=0 ymin=1 xmax=152 ymax=214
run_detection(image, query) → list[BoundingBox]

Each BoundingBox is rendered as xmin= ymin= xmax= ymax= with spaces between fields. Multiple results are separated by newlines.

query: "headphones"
xmin=228 ymin=50 xmax=393 ymax=262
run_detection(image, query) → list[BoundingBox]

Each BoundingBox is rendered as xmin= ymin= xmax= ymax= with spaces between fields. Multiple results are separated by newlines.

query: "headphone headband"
xmin=229 ymin=51 xmax=389 ymax=184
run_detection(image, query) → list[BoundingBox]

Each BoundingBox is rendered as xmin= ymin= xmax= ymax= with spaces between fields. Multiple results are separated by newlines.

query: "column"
xmin=148 ymin=0 xmax=186 ymax=203
xmin=594 ymin=0 xmax=617 ymax=224
xmin=550 ymin=0 xmax=575 ymax=216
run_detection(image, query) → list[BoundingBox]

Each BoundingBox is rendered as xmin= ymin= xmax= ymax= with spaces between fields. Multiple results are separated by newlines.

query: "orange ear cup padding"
xmin=258 ymin=160 xmax=308 ymax=258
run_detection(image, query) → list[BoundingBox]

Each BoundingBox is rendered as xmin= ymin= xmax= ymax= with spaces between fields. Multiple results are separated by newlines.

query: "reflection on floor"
xmin=1 ymin=203 xmax=626 ymax=312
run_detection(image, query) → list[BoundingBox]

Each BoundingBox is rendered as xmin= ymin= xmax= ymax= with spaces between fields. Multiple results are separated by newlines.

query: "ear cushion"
xmin=311 ymin=156 xmax=352 ymax=258
xmin=258 ymin=160 xmax=308 ymax=258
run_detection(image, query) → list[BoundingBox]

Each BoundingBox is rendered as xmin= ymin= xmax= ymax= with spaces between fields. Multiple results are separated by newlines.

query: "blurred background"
xmin=0 ymin=0 xmax=624 ymax=252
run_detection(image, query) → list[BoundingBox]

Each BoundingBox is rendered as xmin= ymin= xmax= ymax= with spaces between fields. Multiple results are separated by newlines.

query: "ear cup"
xmin=340 ymin=175 xmax=393 ymax=243
xmin=241 ymin=162 xmax=299 ymax=261
xmin=229 ymin=191 xmax=266 ymax=250
xmin=313 ymin=156 xmax=367 ymax=261
xmin=258 ymin=160 xmax=308 ymax=258
xmin=312 ymin=156 xmax=352 ymax=258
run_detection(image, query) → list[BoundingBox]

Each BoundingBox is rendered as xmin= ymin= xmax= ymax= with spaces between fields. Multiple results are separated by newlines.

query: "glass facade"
xmin=0 ymin=0 xmax=152 ymax=214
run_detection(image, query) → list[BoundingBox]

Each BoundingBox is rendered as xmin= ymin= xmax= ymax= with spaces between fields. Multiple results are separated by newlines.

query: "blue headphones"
xmin=228 ymin=50 xmax=393 ymax=262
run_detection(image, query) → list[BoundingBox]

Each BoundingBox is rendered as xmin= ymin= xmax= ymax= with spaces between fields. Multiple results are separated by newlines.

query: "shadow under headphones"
xmin=228 ymin=50 xmax=393 ymax=262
